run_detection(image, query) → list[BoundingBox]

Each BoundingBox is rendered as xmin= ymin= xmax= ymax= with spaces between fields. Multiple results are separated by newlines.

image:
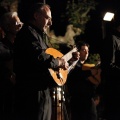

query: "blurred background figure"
xmin=101 ymin=11 xmax=120 ymax=120
xmin=0 ymin=11 xmax=23 ymax=120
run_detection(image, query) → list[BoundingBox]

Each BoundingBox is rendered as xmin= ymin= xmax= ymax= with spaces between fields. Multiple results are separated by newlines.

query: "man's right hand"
xmin=57 ymin=58 xmax=69 ymax=70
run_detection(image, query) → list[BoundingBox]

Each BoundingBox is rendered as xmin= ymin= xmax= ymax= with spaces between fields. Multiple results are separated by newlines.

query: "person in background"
xmin=13 ymin=3 xmax=69 ymax=120
xmin=0 ymin=11 xmax=23 ymax=120
xmin=67 ymin=41 xmax=101 ymax=120
xmin=0 ymin=11 xmax=23 ymax=43
xmin=101 ymin=12 xmax=120 ymax=120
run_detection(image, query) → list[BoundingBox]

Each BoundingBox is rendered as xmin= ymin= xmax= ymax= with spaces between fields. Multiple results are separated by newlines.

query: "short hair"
xmin=77 ymin=41 xmax=90 ymax=51
xmin=0 ymin=11 xmax=18 ymax=31
xmin=26 ymin=3 xmax=50 ymax=21
xmin=74 ymin=35 xmax=90 ymax=51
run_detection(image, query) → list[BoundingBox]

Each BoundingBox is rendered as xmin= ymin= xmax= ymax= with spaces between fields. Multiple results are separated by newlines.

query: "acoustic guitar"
xmin=45 ymin=47 xmax=77 ymax=86
xmin=82 ymin=63 xmax=101 ymax=86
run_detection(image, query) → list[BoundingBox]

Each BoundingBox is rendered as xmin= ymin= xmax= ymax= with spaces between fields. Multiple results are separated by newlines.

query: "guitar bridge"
xmin=57 ymin=72 xmax=63 ymax=79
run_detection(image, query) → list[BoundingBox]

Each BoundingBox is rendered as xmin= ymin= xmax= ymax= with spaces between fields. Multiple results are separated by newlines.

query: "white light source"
xmin=103 ymin=12 xmax=114 ymax=21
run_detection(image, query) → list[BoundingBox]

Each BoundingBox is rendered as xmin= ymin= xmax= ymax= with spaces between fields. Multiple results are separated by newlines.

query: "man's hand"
xmin=57 ymin=58 xmax=69 ymax=70
xmin=72 ymin=51 xmax=80 ymax=61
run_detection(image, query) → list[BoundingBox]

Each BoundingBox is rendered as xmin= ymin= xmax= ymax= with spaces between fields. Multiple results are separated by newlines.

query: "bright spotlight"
xmin=103 ymin=12 xmax=114 ymax=21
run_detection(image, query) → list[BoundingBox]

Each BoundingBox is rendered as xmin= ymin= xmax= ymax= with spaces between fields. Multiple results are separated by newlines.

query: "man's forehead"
xmin=81 ymin=45 xmax=88 ymax=49
xmin=41 ymin=5 xmax=50 ymax=13
xmin=41 ymin=7 xmax=51 ymax=18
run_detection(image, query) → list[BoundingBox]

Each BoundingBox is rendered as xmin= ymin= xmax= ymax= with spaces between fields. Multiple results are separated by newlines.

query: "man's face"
xmin=79 ymin=45 xmax=89 ymax=61
xmin=35 ymin=6 xmax=52 ymax=33
xmin=9 ymin=15 xmax=23 ymax=34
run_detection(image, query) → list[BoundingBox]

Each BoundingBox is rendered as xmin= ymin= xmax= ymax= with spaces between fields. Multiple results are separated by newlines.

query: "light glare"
xmin=103 ymin=12 xmax=114 ymax=21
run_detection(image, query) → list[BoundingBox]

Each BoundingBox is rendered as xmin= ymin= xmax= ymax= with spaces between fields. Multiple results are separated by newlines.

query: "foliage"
xmin=63 ymin=0 xmax=97 ymax=34
xmin=0 ymin=0 xmax=18 ymax=12
xmin=86 ymin=53 xmax=101 ymax=66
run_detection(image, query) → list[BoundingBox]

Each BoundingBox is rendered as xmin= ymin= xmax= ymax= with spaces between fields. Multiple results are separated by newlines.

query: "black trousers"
xmin=14 ymin=88 xmax=52 ymax=120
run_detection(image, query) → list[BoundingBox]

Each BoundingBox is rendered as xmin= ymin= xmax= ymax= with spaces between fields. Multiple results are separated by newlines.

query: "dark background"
xmin=45 ymin=0 xmax=120 ymax=54
xmin=17 ymin=0 xmax=120 ymax=54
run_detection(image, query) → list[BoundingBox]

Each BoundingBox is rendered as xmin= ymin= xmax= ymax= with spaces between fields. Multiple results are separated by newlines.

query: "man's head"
xmin=28 ymin=3 xmax=52 ymax=33
xmin=78 ymin=41 xmax=89 ymax=62
xmin=0 ymin=11 xmax=23 ymax=35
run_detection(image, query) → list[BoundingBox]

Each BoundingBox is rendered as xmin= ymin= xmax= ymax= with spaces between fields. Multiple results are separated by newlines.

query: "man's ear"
xmin=34 ymin=12 xmax=39 ymax=20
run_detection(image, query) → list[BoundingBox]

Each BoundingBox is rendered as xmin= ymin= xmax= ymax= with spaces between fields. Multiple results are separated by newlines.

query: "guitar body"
xmin=82 ymin=63 xmax=95 ymax=70
xmin=82 ymin=63 xmax=101 ymax=86
xmin=45 ymin=48 xmax=68 ymax=86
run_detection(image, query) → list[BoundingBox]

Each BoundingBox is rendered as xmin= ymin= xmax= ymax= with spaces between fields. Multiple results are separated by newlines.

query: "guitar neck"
xmin=62 ymin=47 xmax=77 ymax=61
xmin=68 ymin=60 xmax=78 ymax=73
